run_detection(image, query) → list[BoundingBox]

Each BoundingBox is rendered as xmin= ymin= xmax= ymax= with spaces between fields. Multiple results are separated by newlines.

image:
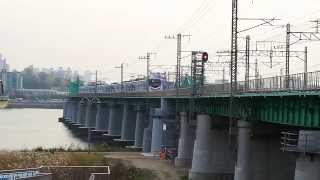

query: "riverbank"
xmin=105 ymin=152 xmax=187 ymax=180
xmin=0 ymin=151 xmax=156 ymax=180
xmin=7 ymin=100 xmax=63 ymax=109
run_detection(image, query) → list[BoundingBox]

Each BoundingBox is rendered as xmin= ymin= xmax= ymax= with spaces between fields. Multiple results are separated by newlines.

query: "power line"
xmin=114 ymin=63 xmax=124 ymax=93
xmin=165 ymin=33 xmax=191 ymax=95
xmin=175 ymin=0 xmax=211 ymax=32
xmin=176 ymin=0 xmax=217 ymax=33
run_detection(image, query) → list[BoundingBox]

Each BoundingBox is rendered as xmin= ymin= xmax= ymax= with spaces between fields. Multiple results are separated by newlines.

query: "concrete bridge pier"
xmin=67 ymin=101 xmax=74 ymax=122
xmin=71 ymin=100 xmax=79 ymax=124
xmin=142 ymin=108 xmax=154 ymax=153
xmin=85 ymin=102 xmax=98 ymax=128
xmin=75 ymin=101 xmax=82 ymax=126
xmin=234 ymin=120 xmax=252 ymax=180
xmin=74 ymin=101 xmax=83 ymax=126
xmin=65 ymin=101 xmax=73 ymax=121
xmin=118 ymin=103 xmax=137 ymax=142
xmin=107 ymin=103 xmax=123 ymax=136
xmin=62 ymin=102 xmax=67 ymax=119
xmin=189 ymin=114 xmax=235 ymax=180
xmin=294 ymin=130 xmax=320 ymax=180
xmin=94 ymin=102 xmax=109 ymax=132
xmin=175 ymin=112 xmax=196 ymax=168
xmin=245 ymin=124 xmax=295 ymax=180
xmin=161 ymin=99 xmax=178 ymax=149
xmin=78 ymin=101 xmax=87 ymax=126
xmin=63 ymin=101 xmax=68 ymax=120
xmin=134 ymin=105 xmax=146 ymax=148
xmin=294 ymin=155 xmax=320 ymax=180
xmin=151 ymin=108 xmax=163 ymax=153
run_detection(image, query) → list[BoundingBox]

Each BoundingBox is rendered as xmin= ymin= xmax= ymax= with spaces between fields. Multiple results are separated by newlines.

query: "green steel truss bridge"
xmin=71 ymin=70 xmax=320 ymax=129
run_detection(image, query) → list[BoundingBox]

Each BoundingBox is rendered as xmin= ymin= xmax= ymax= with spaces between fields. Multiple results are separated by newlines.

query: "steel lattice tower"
xmin=176 ymin=34 xmax=182 ymax=96
xmin=230 ymin=0 xmax=238 ymax=93
xmin=191 ymin=52 xmax=205 ymax=96
xmin=285 ymin=24 xmax=290 ymax=88
xmin=245 ymin=35 xmax=250 ymax=91
xmin=228 ymin=0 xmax=238 ymax=146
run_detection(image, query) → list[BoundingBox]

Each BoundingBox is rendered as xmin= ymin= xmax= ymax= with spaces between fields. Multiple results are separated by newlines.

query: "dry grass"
xmin=0 ymin=152 xmax=105 ymax=170
xmin=0 ymin=151 xmax=155 ymax=180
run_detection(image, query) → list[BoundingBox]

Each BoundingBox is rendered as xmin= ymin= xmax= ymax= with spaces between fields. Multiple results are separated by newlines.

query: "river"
xmin=0 ymin=108 xmax=87 ymax=150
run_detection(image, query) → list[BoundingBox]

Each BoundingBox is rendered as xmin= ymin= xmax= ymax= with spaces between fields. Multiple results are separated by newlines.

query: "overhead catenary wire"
xmin=176 ymin=0 xmax=217 ymax=33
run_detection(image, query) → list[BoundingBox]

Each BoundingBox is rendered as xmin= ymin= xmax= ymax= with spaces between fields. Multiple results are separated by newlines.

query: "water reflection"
xmin=0 ymin=109 xmax=87 ymax=150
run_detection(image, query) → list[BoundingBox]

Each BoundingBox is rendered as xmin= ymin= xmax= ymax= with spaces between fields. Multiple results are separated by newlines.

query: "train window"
xmin=149 ymin=79 xmax=161 ymax=89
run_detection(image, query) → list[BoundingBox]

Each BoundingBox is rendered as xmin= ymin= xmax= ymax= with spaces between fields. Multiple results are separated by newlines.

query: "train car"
xmin=79 ymin=85 xmax=95 ymax=95
xmin=149 ymin=78 xmax=162 ymax=91
xmin=148 ymin=72 xmax=174 ymax=91
xmin=110 ymin=83 xmax=122 ymax=93
xmin=77 ymin=72 xmax=175 ymax=95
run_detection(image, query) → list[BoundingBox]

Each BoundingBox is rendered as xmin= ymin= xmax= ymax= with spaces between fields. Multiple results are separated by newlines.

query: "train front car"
xmin=148 ymin=73 xmax=172 ymax=91
xmin=149 ymin=78 xmax=162 ymax=91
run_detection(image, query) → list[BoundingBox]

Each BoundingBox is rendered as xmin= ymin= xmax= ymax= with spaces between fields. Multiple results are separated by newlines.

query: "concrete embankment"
xmin=7 ymin=100 xmax=63 ymax=109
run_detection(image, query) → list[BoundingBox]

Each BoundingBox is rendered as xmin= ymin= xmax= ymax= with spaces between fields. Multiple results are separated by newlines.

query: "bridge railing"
xmin=203 ymin=70 xmax=320 ymax=95
xmin=77 ymin=70 xmax=320 ymax=97
xmin=0 ymin=166 xmax=111 ymax=180
xmin=0 ymin=167 xmax=49 ymax=180
xmin=40 ymin=166 xmax=110 ymax=180
xmin=281 ymin=131 xmax=320 ymax=154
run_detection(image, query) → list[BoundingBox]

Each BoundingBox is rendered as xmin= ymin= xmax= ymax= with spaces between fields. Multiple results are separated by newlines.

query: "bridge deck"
xmin=70 ymin=71 xmax=320 ymax=129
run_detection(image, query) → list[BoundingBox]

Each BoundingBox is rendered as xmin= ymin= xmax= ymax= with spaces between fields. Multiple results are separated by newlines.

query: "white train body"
xmin=79 ymin=73 xmax=174 ymax=95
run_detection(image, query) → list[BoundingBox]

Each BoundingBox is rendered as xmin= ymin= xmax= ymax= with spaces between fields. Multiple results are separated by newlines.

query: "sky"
xmin=0 ymin=0 xmax=320 ymax=82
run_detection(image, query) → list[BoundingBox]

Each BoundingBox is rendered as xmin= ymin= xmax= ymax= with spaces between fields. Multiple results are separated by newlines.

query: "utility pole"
xmin=177 ymin=34 xmax=182 ymax=94
xmin=255 ymin=58 xmax=259 ymax=89
xmin=230 ymin=0 xmax=238 ymax=93
xmin=245 ymin=35 xmax=250 ymax=90
xmin=285 ymin=21 xmax=320 ymax=87
xmin=95 ymin=70 xmax=98 ymax=94
xmin=254 ymin=58 xmax=259 ymax=79
xmin=223 ymin=68 xmax=226 ymax=84
xmin=228 ymin=0 xmax=238 ymax=146
xmin=139 ymin=52 xmax=156 ymax=92
xmin=285 ymin=24 xmax=290 ymax=88
xmin=304 ymin=46 xmax=308 ymax=89
xmin=115 ymin=63 xmax=124 ymax=93
xmin=165 ymin=33 xmax=191 ymax=96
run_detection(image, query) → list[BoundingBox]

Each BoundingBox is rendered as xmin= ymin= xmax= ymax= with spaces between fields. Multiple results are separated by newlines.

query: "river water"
xmin=0 ymin=108 xmax=87 ymax=150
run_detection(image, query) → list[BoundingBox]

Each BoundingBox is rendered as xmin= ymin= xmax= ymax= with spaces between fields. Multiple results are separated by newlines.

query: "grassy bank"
xmin=0 ymin=151 xmax=155 ymax=180
xmin=0 ymin=152 xmax=105 ymax=170
xmin=19 ymin=143 xmax=136 ymax=153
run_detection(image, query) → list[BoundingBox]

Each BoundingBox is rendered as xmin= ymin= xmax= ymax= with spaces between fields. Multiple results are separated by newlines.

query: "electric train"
xmin=79 ymin=73 xmax=174 ymax=95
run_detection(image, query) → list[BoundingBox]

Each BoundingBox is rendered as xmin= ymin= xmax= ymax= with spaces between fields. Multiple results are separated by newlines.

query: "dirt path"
xmin=105 ymin=152 xmax=183 ymax=180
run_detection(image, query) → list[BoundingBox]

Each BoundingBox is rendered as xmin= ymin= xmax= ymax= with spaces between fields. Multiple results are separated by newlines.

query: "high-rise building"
xmin=83 ymin=70 xmax=93 ymax=83
xmin=0 ymin=54 xmax=9 ymax=72
xmin=0 ymin=54 xmax=10 ymax=95
xmin=6 ymin=72 xmax=23 ymax=97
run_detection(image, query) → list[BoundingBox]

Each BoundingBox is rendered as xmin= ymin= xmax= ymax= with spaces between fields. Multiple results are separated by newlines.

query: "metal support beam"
xmin=177 ymin=34 xmax=182 ymax=95
xmin=230 ymin=0 xmax=238 ymax=93
xmin=304 ymin=47 xmax=308 ymax=89
xmin=285 ymin=24 xmax=291 ymax=88
xmin=139 ymin=52 xmax=155 ymax=92
xmin=115 ymin=63 xmax=124 ymax=93
xmin=245 ymin=35 xmax=250 ymax=91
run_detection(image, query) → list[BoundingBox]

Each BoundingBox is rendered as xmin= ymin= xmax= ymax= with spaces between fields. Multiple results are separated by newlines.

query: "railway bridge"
xmin=61 ymin=70 xmax=320 ymax=180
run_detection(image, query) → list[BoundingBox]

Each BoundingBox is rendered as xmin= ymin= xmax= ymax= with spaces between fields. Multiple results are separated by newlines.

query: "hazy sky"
xmin=0 ymin=0 xmax=320 ymax=82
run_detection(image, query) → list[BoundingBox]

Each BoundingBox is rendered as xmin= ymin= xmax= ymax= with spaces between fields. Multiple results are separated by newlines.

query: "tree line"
xmin=20 ymin=66 xmax=71 ymax=91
